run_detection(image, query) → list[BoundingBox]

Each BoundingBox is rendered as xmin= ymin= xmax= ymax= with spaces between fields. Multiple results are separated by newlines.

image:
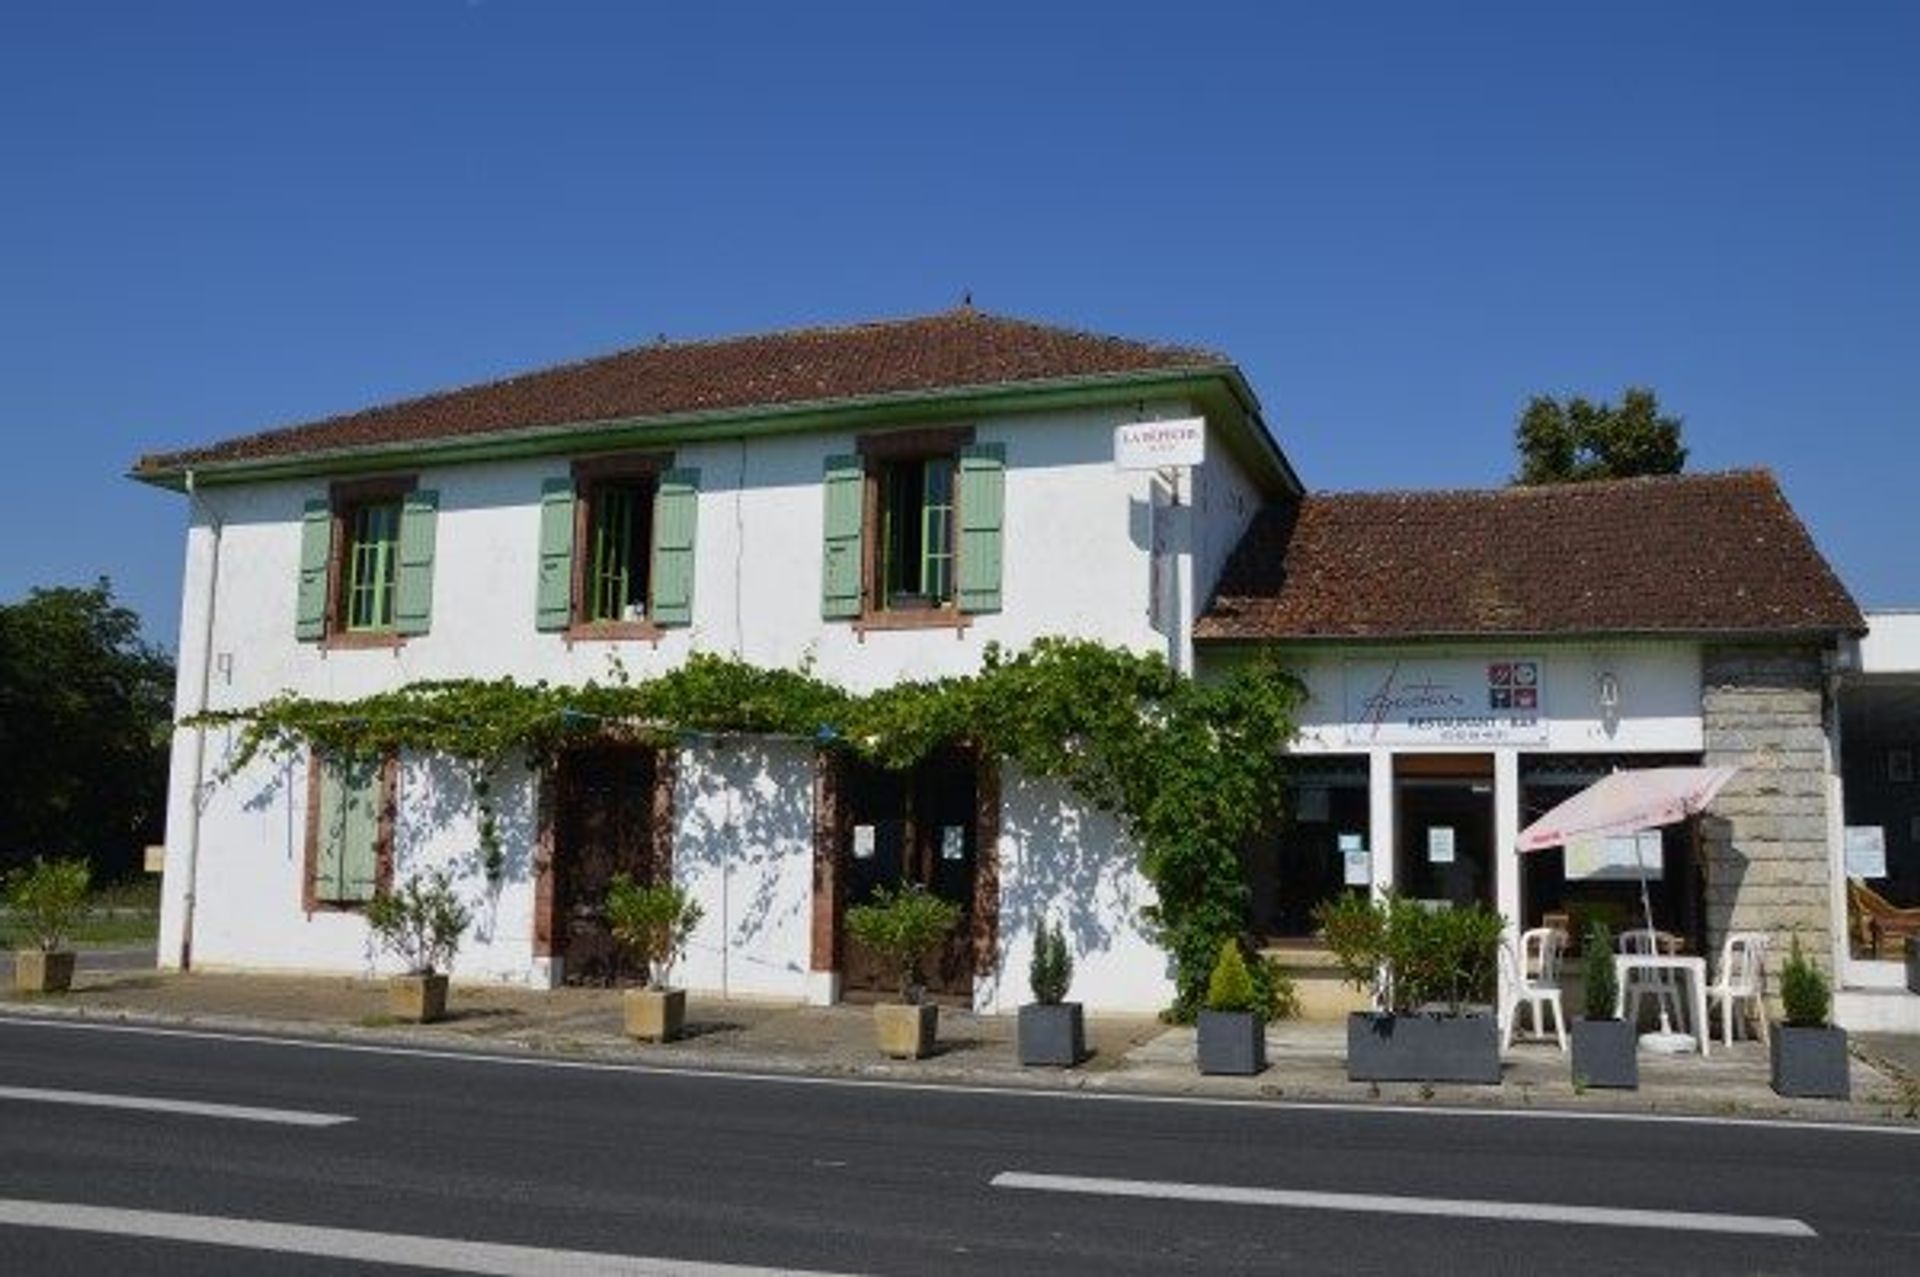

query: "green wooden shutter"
xmin=313 ymin=755 xmax=346 ymax=901
xmin=956 ymin=443 xmax=1005 ymax=613
xmin=394 ymin=489 xmax=438 ymax=637
xmin=821 ymin=454 xmax=865 ymax=619
xmin=536 ymin=477 xmax=576 ymax=632
xmin=338 ymin=756 xmax=381 ymax=902
xmin=295 ymin=498 xmax=333 ymax=640
xmin=650 ymin=467 xmax=699 ymax=627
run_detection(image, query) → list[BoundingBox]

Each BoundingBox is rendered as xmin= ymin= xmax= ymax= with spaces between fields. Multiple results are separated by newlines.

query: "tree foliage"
xmin=0 ymin=580 xmax=174 ymax=878
xmin=1513 ymin=387 xmax=1687 ymax=485
xmin=192 ymin=638 xmax=1304 ymax=1015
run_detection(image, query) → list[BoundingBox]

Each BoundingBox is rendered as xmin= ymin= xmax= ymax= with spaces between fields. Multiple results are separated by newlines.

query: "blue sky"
xmin=3 ymin=2 xmax=1914 ymax=651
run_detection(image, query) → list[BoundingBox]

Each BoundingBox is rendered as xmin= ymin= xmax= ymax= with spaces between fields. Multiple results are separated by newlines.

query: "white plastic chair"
xmin=1706 ymin=932 xmax=1770 ymax=1048
xmin=1500 ymin=928 xmax=1568 ymax=1052
xmin=1618 ymin=927 xmax=1685 ymax=1033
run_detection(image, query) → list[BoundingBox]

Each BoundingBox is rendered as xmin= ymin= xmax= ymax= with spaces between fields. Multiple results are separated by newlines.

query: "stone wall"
xmin=1701 ymin=644 xmax=1836 ymax=979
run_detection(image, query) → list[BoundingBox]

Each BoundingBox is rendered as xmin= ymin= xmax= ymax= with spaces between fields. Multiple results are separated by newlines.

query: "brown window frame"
xmin=853 ymin=426 xmax=974 ymax=634
xmin=566 ymin=453 xmax=672 ymax=643
xmin=301 ymin=749 xmax=399 ymax=913
xmin=322 ymin=475 xmax=417 ymax=651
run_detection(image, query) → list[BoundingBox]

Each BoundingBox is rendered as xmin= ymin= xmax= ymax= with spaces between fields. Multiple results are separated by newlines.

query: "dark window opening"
xmin=878 ymin=456 xmax=954 ymax=610
xmin=341 ymin=500 xmax=401 ymax=633
xmin=584 ymin=478 xmax=655 ymax=624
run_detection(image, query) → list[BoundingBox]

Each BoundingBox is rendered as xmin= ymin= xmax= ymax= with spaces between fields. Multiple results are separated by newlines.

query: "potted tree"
xmin=1317 ymin=891 xmax=1504 ymax=1085
xmin=1570 ymin=921 xmax=1637 ymax=1089
xmin=1770 ymin=932 xmax=1849 ymax=1101
xmin=5 ymin=857 xmax=90 ymax=994
xmin=365 ymin=868 xmax=471 ymax=1024
xmin=1196 ymin=937 xmax=1267 ymax=1075
xmin=604 ymin=872 xmax=704 ymax=1043
xmin=844 ymin=884 xmax=961 ymax=1060
xmin=1018 ymin=918 xmax=1084 ymax=1067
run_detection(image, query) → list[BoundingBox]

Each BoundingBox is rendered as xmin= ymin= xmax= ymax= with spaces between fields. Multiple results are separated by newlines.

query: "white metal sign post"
xmin=1115 ymin=418 xmax=1206 ymax=672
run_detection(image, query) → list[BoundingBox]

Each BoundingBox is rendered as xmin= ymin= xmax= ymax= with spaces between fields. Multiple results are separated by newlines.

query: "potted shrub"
xmin=5 ymin=857 xmax=90 ymax=994
xmin=1018 ymin=918 xmax=1084 ymax=1067
xmin=605 ymin=872 xmax=704 ymax=1043
xmin=1317 ymin=891 xmax=1504 ymax=1085
xmin=844 ymin=884 xmax=961 ymax=1060
xmin=1196 ymin=937 xmax=1267 ymax=1075
xmin=1770 ymin=932 xmax=1849 ymax=1100
xmin=1907 ymin=936 xmax=1918 ymax=996
xmin=365 ymin=869 xmax=471 ymax=1024
xmin=1570 ymin=921 xmax=1637 ymax=1089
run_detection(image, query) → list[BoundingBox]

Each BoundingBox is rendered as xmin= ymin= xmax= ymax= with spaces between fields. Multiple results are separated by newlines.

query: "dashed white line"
xmin=0 ymin=1085 xmax=351 ymax=1127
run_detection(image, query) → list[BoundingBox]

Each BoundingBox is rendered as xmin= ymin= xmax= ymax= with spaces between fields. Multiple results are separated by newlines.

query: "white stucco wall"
xmin=158 ymin=400 xmax=1270 ymax=1003
xmin=990 ymin=764 xmax=1173 ymax=1013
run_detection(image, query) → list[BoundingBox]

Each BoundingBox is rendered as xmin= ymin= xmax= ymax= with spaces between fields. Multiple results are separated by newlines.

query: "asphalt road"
xmin=1 ymin=1016 xmax=1916 ymax=1275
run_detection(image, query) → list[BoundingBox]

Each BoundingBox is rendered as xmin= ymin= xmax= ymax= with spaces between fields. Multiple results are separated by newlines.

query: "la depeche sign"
xmin=1114 ymin=417 xmax=1206 ymax=471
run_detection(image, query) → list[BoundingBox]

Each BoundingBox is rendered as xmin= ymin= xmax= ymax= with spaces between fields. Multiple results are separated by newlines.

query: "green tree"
xmin=1513 ymin=387 xmax=1687 ymax=484
xmin=0 ymin=580 xmax=175 ymax=879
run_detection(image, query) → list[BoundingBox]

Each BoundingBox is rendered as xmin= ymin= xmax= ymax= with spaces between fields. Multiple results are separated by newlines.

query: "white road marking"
xmin=2 ymin=1012 xmax=1914 ymax=1139
xmin=0 ymin=1198 xmax=858 ymax=1275
xmin=991 ymin=1171 xmax=1818 ymax=1238
xmin=0 ymin=1085 xmax=351 ymax=1127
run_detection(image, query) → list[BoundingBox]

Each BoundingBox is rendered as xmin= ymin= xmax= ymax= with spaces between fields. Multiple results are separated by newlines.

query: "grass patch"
xmin=0 ymin=877 xmax=160 ymax=949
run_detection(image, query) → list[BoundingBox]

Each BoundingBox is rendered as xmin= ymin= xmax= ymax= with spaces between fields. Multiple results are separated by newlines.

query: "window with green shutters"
xmin=823 ymin=431 xmax=1002 ymax=623
xmin=306 ymin=751 xmax=393 ymax=909
xmin=535 ymin=457 xmax=698 ymax=635
xmin=295 ymin=478 xmax=436 ymax=644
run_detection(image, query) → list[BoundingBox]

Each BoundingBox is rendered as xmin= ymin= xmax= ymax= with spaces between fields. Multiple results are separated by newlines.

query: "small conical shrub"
xmin=1205 ymin=937 xmax=1257 ymax=1014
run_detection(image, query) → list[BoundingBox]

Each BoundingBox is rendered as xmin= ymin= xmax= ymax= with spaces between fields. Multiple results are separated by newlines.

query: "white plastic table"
xmin=1613 ymin=954 xmax=1710 ymax=1056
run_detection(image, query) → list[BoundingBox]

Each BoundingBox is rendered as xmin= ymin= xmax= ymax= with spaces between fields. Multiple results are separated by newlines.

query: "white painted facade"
xmin=158 ymin=396 xmax=1271 ymax=1013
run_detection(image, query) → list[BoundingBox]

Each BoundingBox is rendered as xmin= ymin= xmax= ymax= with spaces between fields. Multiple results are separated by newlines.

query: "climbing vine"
xmin=190 ymin=639 xmax=1302 ymax=1015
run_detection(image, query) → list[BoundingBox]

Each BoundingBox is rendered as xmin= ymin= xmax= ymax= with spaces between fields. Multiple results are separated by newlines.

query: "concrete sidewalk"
xmin=4 ymin=967 xmax=1916 ymax=1126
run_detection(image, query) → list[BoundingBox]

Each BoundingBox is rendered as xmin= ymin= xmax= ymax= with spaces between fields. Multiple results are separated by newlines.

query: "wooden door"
xmin=554 ymin=746 xmax=657 ymax=985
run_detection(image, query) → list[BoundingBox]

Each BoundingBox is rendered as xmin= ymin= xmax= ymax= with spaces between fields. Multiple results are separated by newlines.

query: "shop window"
xmin=1245 ymin=757 xmax=1371 ymax=940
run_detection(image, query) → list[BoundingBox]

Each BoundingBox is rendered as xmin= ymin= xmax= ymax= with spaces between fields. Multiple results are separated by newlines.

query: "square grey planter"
xmin=1907 ymin=937 xmax=1918 ymax=995
xmin=1347 ymin=1012 xmax=1500 ymax=1085
xmin=1018 ymin=1002 xmax=1085 ymax=1067
xmin=1570 ymin=1018 xmax=1639 ymax=1090
xmin=1770 ymin=1024 xmax=1850 ymax=1100
xmin=1196 ymin=1010 xmax=1267 ymax=1075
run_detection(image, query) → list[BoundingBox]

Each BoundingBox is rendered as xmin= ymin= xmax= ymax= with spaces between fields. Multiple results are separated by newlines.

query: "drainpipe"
xmin=178 ymin=469 xmax=224 ymax=971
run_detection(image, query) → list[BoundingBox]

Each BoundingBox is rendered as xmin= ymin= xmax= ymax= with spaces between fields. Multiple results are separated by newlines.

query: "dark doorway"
xmin=1395 ymin=755 xmax=1496 ymax=910
xmin=837 ymin=748 xmax=980 ymax=1002
xmin=551 ymin=745 xmax=662 ymax=985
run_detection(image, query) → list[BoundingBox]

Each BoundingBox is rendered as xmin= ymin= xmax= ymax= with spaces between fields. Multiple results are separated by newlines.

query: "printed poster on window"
xmin=1565 ymin=831 xmax=1663 ymax=882
xmin=852 ymin=825 xmax=876 ymax=860
xmin=1427 ymin=826 xmax=1456 ymax=864
xmin=1339 ymin=832 xmax=1371 ymax=886
xmin=941 ymin=825 xmax=967 ymax=862
xmin=1343 ymin=657 xmax=1548 ymax=746
xmin=1844 ymin=826 xmax=1888 ymax=880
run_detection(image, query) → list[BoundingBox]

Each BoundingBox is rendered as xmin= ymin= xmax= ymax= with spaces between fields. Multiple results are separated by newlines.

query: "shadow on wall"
xmin=674 ymin=742 xmax=812 ymax=976
xmin=999 ymin=765 xmax=1141 ymax=970
xmin=399 ymin=753 xmax=537 ymax=945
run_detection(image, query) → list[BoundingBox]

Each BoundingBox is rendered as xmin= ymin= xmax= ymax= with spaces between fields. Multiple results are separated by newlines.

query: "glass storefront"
xmin=1838 ymin=680 xmax=1920 ymax=956
xmin=1244 ymin=755 xmax=1370 ymax=939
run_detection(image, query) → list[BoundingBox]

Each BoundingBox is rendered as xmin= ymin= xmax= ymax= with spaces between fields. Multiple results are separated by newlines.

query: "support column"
xmin=1368 ymin=749 xmax=1395 ymax=899
xmin=1494 ymin=750 xmax=1522 ymax=941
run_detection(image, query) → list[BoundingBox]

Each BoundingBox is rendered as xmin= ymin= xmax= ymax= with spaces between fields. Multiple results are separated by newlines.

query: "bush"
xmin=1254 ymin=954 xmax=1299 ymax=1021
xmin=604 ymin=874 xmax=704 ymax=990
xmin=1582 ymin=921 xmax=1618 ymax=1020
xmin=1029 ymin=918 xmax=1073 ymax=1005
xmin=365 ymin=869 xmax=471 ymax=976
xmin=845 ymin=885 xmax=961 ymax=1004
xmin=1314 ymin=891 xmax=1503 ymax=1016
xmin=1205 ymin=938 xmax=1258 ymax=1014
xmin=3 ymin=856 xmax=91 ymax=951
xmin=1779 ymin=931 xmax=1830 ymax=1028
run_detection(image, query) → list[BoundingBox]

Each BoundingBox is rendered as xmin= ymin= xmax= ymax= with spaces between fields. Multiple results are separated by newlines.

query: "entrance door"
xmin=553 ymin=746 xmax=658 ymax=984
xmin=1395 ymin=754 xmax=1496 ymax=909
xmin=838 ymin=749 xmax=978 ymax=1002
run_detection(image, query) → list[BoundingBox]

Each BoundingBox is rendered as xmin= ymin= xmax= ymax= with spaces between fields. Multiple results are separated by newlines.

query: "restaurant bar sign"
xmin=1343 ymin=657 xmax=1549 ymax=746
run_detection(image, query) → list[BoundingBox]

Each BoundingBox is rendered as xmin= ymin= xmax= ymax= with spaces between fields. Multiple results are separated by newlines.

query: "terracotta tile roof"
xmin=1196 ymin=470 xmax=1863 ymax=642
xmin=137 ymin=309 xmax=1228 ymax=472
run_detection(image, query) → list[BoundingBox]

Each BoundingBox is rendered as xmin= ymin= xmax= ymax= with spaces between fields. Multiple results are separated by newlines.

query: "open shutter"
xmin=821 ymin=454 xmax=865 ymax=619
xmin=295 ymin=498 xmax=333 ymax=640
xmin=394 ymin=489 xmax=438 ymax=637
xmin=956 ymin=443 xmax=1005 ymax=613
xmin=338 ymin=756 xmax=381 ymax=903
xmin=535 ymin=477 xmax=575 ymax=632
xmin=649 ymin=468 xmax=699 ymax=627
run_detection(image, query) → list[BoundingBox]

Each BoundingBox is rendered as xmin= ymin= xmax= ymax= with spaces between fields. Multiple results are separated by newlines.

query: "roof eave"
xmin=131 ymin=364 xmax=1296 ymax=495
xmin=1193 ymin=623 xmax=1867 ymax=646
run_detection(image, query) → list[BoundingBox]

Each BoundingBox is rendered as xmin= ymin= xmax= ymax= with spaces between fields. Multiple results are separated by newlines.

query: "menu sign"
xmin=1343 ymin=657 xmax=1548 ymax=746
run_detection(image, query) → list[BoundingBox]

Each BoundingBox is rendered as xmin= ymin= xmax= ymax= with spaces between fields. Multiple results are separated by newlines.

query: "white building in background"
xmin=138 ymin=309 xmax=1897 ymax=1026
xmin=138 ymin=310 xmax=1293 ymax=1012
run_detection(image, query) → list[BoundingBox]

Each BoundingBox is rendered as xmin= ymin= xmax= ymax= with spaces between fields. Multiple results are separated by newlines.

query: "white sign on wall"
xmin=1115 ymin=417 xmax=1206 ymax=471
xmin=1566 ymin=831 xmax=1663 ymax=882
xmin=1342 ymin=656 xmax=1548 ymax=746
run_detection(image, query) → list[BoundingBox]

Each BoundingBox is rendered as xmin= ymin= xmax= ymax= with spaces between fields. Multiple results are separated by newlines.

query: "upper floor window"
xmin=821 ymin=428 xmax=1004 ymax=629
xmin=296 ymin=477 xmax=437 ymax=646
xmin=536 ymin=455 xmax=700 ymax=638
